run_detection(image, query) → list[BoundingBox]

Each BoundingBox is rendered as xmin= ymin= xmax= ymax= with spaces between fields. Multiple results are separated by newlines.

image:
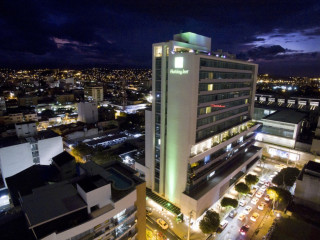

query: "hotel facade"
xmin=145 ymin=32 xmax=262 ymax=218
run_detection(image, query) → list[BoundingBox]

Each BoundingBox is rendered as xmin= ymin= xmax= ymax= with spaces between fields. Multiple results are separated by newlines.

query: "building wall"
xmin=181 ymin=148 xmax=262 ymax=218
xmin=0 ymin=143 xmax=34 ymax=185
xmin=135 ymin=181 xmax=146 ymax=240
xmin=165 ymin=53 xmax=199 ymax=205
xmin=295 ymin=174 xmax=320 ymax=211
xmin=47 ymin=190 xmax=137 ymax=240
xmin=38 ymin=136 xmax=63 ymax=165
xmin=15 ymin=122 xmax=37 ymax=138
xmin=77 ymin=102 xmax=98 ymax=124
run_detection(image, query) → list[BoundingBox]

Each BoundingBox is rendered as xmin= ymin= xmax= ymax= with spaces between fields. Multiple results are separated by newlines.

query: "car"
xmin=229 ymin=209 xmax=238 ymax=218
xmin=156 ymin=218 xmax=169 ymax=229
xmin=239 ymin=225 xmax=250 ymax=235
xmin=260 ymin=185 xmax=267 ymax=191
xmin=275 ymin=164 xmax=286 ymax=169
xmin=238 ymin=213 xmax=246 ymax=221
xmin=264 ymin=195 xmax=270 ymax=202
xmin=239 ymin=199 xmax=247 ymax=207
xmin=258 ymin=202 xmax=267 ymax=211
xmin=256 ymin=191 xmax=264 ymax=198
xmin=219 ymin=220 xmax=229 ymax=230
xmin=251 ymin=197 xmax=259 ymax=205
xmin=247 ymin=189 xmax=257 ymax=198
xmin=244 ymin=206 xmax=252 ymax=215
xmin=250 ymin=212 xmax=260 ymax=222
xmin=146 ymin=207 xmax=153 ymax=216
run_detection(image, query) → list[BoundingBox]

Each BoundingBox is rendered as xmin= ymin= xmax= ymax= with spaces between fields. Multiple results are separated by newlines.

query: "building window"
xmin=206 ymin=107 xmax=211 ymax=114
xmin=208 ymin=84 xmax=213 ymax=91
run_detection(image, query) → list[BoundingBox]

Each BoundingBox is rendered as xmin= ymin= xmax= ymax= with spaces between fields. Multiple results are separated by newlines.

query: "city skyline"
xmin=0 ymin=0 xmax=320 ymax=76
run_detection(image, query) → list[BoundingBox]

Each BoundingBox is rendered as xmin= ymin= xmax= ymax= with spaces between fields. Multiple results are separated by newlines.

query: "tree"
xmin=70 ymin=143 xmax=93 ymax=163
xmin=199 ymin=210 xmax=220 ymax=234
xmin=41 ymin=109 xmax=55 ymax=120
xmin=272 ymin=167 xmax=300 ymax=188
xmin=235 ymin=182 xmax=250 ymax=196
xmin=92 ymin=151 xmax=121 ymax=166
xmin=282 ymin=167 xmax=300 ymax=187
xmin=221 ymin=197 xmax=238 ymax=208
xmin=267 ymin=186 xmax=292 ymax=210
xmin=245 ymin=174 xmax=259 ymax=187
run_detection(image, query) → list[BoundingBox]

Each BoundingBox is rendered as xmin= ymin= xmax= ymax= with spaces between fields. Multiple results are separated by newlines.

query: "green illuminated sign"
xmin=170 ymin=69 xmax=189 ymax=75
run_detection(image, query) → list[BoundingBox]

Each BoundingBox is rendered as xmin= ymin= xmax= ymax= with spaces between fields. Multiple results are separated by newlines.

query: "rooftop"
xmin=52 ymin=151 xmax=74 ymax=167
xmin=0 ymin=129 xmax=60 ymax=148
xmin=21 ymin=183 xmax=87 ymax=228
xmin=263 ymin=110 xmax=306 ymax=124
xmin=77 ymin=175 xmax=109 ymax=193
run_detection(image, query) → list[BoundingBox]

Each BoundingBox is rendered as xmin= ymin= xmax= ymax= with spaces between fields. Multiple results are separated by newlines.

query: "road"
xmin=146 ymin=215 xmax=181 ymax=240
xmin=216 ymin=161 xmax=283 ymax=240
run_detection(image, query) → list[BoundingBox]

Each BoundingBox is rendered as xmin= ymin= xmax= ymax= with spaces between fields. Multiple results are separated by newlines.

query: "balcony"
xmin=190 ymin=120 xmax=260 ymax=162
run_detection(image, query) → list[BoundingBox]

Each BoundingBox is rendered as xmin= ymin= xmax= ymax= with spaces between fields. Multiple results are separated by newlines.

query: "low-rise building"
xmin=0 ymin=129 xmax=63 ymax=186
xmin=7 ymin=159 xmax=146 ymax=240
xmin=295 ymin=161 xmax=320 ymax=211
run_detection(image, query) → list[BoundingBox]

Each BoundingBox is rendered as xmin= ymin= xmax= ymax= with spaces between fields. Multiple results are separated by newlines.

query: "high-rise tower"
xmin=145 ymin=32 xmax=262 ymax=218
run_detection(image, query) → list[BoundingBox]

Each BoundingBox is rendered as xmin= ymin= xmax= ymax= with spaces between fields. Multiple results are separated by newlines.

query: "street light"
xmin=187 ymin=210 xmax=194 ymax=240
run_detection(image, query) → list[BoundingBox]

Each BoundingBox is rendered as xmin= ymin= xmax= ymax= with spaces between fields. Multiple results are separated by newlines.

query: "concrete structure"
xmin=15 ymin=122 xmax=37 ymax=138
xmin=295 ymin=161 xmax=320 ymax=211
xmin=56 ymin=94 xmax=74 ymax=104
xmin=84 ymin=86 xmax=103 ymax=103
xmin=311 ymin=116 xmax=320 ymax=155
xmin=145 ymin=32 xmax=262 ymax=218
xmin=255 ymin=110 xmax=306 ymax=148
xmin=8 ymin=160 xmax=146 ymax=240
xmin=77 ymin=102 xmax=98 ymax=124
xmin=0 ymin=130 xmax=63 ymax=186
xmin=18 ymin=96 xmax=38 ymax=107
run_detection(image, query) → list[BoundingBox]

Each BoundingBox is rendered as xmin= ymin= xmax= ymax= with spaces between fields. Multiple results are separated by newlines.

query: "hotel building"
xmin=145 ymin=32 xmax=262 ymax=218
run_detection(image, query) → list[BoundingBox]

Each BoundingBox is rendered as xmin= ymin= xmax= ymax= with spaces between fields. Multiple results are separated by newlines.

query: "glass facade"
xmin=200 ymin=71 xmax=252 ymax=80
xmin=200 ymin=58 xmax=254 ymax=71
xmin=197 ymin=106 xmax=249 ymax=127
xmin=199 ymin=82 xmax=251 ymax=91
xmin=198 ymin=98 xmax=248 ymax=115
xmin=198 ymin=90 xmax=250 ymax=104
xmin=196 ymin=115 xmax=248 ymax=142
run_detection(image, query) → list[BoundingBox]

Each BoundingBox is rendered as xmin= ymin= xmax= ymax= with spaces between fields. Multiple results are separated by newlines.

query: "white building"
xmin=145 ymin=32 xmax=262 ymax=218
xmin=0 ymin=130 xmax=63 ymax=186
xmin=77 ymin=102 xmax=98 ymax=124
xmin=15 ymin=161 xmax=146 ymax=240
xmin=84 ymin=86 xmax=104 ymax=103
xmin=15 ymin=121 xmax=37 ymax=138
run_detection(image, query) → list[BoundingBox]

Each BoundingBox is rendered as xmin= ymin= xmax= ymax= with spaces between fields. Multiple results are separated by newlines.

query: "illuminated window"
xmin=208 ymin=84 xmax=213 ymax=91
xmin=206 ymin=107 xmax=211 ymax=114
xmin=208 ymin=72 xmax=213 ymax=79
xmin=245 ymin=99 xmax=248 ymax=104
xmin=175 ymin=57 xmax=183 ymax=68
xmin=154 ymin=46 xmax=162 ymax=57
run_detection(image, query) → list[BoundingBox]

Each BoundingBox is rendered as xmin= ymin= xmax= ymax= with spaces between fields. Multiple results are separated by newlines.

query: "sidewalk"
xmin=250 ymin=210 xmax=276 ymax=240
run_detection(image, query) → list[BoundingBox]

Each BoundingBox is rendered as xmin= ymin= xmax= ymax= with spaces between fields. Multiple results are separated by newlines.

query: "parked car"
xmin=256 ymin=191 xmax=264 ymax=198
xmin=229 ymin=209 xmax=238 ymax=218
xmin=238 ymin=213 xmax=246 ymax=221
xmin=156 ymin=218 xmax=168 ymax=229
xmin=219 ymin=220 xmax=228 ymax=230
xmin=146 ymin=207 xmax=153 ymax=216
xmin=258 ymin=202 xmax=267 ymax=211
xmin=240 ymin=225 xmax=250 ymax=235
xmin=244 ymin=206 xmax=252 ymax=215
xmin=251 ymin=197 xmax=259 ymax=205
xmin=250 ymin=212 xmax=260 ymax=222
xmin=264 ymin=195 xmax=270 ymax=202
xmin=239 ymin=199 xmax=247 ymax=207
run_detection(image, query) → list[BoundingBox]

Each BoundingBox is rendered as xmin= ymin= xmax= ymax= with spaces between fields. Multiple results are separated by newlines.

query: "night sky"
xmin=0 ymin=0 xmax=319 ymax=76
